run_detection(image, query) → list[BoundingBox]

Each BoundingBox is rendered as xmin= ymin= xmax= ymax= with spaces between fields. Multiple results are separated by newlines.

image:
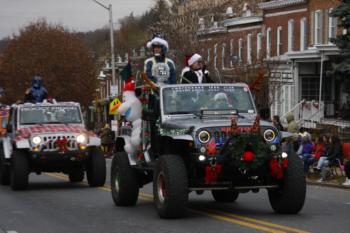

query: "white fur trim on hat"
xmin=214 ymin=93 xmax=228 ymax=101
xmin=147 ymin=37 xmax=169 ymax=50
xmin=188 ymin=53 xmax=202 ymax=66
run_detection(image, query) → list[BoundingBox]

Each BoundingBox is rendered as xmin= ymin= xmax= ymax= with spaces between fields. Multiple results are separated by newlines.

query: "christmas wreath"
xmin=220 ymin=115 xmax=269 ymax=173
xmin=221 ymin=133 xmax=269 ymax=172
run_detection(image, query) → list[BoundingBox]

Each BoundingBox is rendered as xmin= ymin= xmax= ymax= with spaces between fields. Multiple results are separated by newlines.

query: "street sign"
xmin=111 ymin=120 xmax=118 ymax=132
xmin=110 ymin=85 xmax=118 ymax=97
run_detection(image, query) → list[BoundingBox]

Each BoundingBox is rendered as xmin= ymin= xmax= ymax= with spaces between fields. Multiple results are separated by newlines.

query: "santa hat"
xmin=187 ymin=53 xmax=202 ymax=66
xmin=123 ymin=81 xmax=135 ymax=92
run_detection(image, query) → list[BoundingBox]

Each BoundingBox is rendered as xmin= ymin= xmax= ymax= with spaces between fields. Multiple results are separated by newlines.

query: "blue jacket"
xmin=144 ymin=56 xmax=176 ymax=85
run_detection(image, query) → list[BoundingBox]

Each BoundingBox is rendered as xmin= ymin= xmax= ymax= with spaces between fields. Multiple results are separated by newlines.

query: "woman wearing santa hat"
xmin=180 ymin=53 xmax=213 ymax=84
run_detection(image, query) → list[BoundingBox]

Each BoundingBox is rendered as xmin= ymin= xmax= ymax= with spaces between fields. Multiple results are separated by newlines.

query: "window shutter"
xmin=291 ymin=21 xmax=294 ymax=51
xmin=325 ymin=9 xmax=330 ymax=43
xmin=319 ymin=10 xmax=323 ymax=44
xmin=304 ymin=19 xmax=308 ymax=49
xmin=311 ymin=11 xmax=314 ymax=46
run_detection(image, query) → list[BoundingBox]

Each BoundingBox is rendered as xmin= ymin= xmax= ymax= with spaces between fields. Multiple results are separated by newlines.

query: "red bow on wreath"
xmin=56 ymin=137 xmax=68 ymax=153
xmin=242 ymin=151 xmax=255 ymax=162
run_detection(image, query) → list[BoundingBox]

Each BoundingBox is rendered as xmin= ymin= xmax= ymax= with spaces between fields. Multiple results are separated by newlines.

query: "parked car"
xmin=110 ymin=83 xmax=306 ymax=218
xmin=0 ymin=99 xmax=106 ymax=190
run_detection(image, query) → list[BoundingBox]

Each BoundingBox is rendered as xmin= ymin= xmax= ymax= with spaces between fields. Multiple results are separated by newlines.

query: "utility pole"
xmin=92 ymin=0 xmax=117 ymax=96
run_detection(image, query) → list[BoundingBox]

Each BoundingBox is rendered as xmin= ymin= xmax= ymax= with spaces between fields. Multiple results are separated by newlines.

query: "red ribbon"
xmin=204 ymin=164 xmax=222 ymax=184
xmin=269 ymin=159 xmax=288 ymax=179
xmin=56 ymin=137 xmax=68 ymax=153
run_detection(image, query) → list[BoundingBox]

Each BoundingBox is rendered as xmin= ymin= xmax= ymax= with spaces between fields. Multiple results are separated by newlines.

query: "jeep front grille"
xmin=40 ymin=134 xmax=78 ymax=152
xmin=213 ymin=130 xmax=228 ymax=146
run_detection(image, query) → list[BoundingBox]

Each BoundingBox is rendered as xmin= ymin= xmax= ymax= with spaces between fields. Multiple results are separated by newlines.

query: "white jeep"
xmin=0 ymin=100 xmax=106 ymax=190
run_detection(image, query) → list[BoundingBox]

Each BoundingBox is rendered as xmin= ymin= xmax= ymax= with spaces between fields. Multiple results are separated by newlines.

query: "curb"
xmin=307 ymin=180 xmax=350 ymax=190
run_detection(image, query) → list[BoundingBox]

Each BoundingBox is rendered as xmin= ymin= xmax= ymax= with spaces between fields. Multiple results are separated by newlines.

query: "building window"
xmin=277 ymin=26 xmax=282 ymax=56
xmin=300 ymin=17 xmax=307 ymax=51
xmin=266 ymin=28 xmax=271 ymax=58
xmin=222 ymin=43 xmax=226 ymax=69
xmin=288 ymin=19 xmax=294 ymax=51
xmin=207 ymin=48 xmax=211 ymax=63
xmin=214 ymin=43 xmax=218 ymax=68
xmin=230 ymin=39 xmax=234 ymax=67
xmin=257 ymin=33 xmax=262 ymax=60
xmin=328 ymin=8 xmax=337 ymax=43
xmin=314 ymin=10 xmax=322 ymax=45
xmin=247 ymin=34 xmax=252 ymax=64
xmin=238 ymin=38 xmax=243 ymax=62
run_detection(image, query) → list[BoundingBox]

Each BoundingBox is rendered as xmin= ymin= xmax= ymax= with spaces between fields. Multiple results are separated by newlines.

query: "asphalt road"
xmin=0 ymin=158 xmax=350 ymax=233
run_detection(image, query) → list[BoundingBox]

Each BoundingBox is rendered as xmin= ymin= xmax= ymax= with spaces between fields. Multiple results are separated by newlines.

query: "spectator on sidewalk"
xmin=313 ymin=136 xmax=326 ymax=160
xmin=286 ymin=113 xmax=299 ymax=133
xmin=316 ymin=135 xmax=343 ymax=182
xmin=99 ymin=123 xmax=114 ymax=157
xmin=342 ymin=160 xmax=350 ymax=186
xmin=297 ymin=132 xmax=314 ymax=173
xmin=272 ymin=115 xmax=284 ymax=131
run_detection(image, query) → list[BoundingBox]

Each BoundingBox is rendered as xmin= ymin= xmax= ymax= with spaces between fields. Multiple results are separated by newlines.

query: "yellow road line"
xmin=190 ymin=209 xmax=286 ymax=233
xmin=200 ymin=209 xmax=309 ymax=233
xmin=45 ymin=173 xmax=308 ymax=233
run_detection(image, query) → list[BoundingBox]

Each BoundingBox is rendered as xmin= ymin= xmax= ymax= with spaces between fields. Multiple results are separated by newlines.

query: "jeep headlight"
xmin=32 ymin=136 xmax=42 ymax=145
xmin=198 ymin=130 xmax=210 ymax=144
xmin=263 ymin=129 xmax=276 ymax=142
xmin=76 ymin=134 xmax=87 ymax=144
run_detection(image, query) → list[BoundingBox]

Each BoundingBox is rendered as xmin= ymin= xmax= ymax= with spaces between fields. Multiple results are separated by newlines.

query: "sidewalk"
xmin=306 ymin=173 xmax=350 ymax=189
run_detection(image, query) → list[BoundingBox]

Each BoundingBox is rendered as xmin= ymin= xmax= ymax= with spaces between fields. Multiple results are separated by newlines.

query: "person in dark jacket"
xmin=272 ymin=115 xmax=284 ymax=131
xmin=316 ymin=135 xmax=343 ymax=182
xmin=25 ymin=75 xmax=48 ymax=103
xmin=180 ymin=53 xmax=213 ymax=84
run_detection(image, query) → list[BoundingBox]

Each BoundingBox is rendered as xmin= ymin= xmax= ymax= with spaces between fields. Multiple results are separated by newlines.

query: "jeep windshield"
xmin=19 ymin=106 xmax=82 ymax=125
xmin=162 ymin=85 xmax=255 ymax=116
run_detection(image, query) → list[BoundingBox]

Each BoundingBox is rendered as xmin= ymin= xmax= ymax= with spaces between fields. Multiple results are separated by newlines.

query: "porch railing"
xmin=280 ymin=99 xmax=305 ymax=124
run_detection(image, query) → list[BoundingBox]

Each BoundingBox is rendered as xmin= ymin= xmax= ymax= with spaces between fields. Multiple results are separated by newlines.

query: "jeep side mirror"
xmin=6 ymin=123 xmax=12 ymax=133
xmin=2 ymin=118 xmax=8 ymax=129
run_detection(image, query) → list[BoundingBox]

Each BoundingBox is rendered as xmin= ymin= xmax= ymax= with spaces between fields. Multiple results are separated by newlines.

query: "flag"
xmin=120 ymin=62 xmax=132 ymax=82
xmin=109 ymin=97 xmax=121 ymax=115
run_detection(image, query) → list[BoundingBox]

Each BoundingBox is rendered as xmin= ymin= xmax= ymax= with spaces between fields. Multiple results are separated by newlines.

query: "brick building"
xmin=197 ymin=0 xmax=348 ymax=128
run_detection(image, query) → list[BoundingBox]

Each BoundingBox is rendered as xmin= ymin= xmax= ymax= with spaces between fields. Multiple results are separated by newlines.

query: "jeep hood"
xmin=15 ymin=125 xmax=93 ymax=140
xmin=161 ymin=117 xmax=273 ymax=131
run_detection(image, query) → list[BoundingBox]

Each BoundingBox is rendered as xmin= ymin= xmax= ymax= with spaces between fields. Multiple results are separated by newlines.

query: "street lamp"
xmin=98 ymin=70 xmax=109 ymax=98
xmin=92 ymin=0 xmax=117 ymax=95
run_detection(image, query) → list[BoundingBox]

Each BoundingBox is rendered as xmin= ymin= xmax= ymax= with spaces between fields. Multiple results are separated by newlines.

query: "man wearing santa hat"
xmin=144 ymin=33 xmax=176 ymax=85
xmin=180 ymin=53 xmax=213 ymax=84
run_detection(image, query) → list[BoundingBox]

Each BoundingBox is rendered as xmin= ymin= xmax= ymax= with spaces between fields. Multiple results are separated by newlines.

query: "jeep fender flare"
xmin=166 ymin=135 xmax=193 ymax=141
xmin=2 ymin=137 xmax=13 ymax=159
xmin=115 ymin=136 xmax=137 ymax=166
xmin=88 ymin=136 xmax=101 ymax=147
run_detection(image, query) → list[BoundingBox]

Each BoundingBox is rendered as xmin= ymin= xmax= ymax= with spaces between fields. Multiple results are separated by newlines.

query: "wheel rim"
xmin=157 ymin=172 xmax=166 ymax=204
xmin=113 ymin=170 xmax=120 ymax=193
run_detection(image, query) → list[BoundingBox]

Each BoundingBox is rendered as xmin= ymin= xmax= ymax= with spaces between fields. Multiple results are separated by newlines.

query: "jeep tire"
xmin=212 ymin=190 xmax=239 ymax=202
xmin=11 ymin=150 xmax=29 ymax=190
xmin=153 ymin=154 xmax=188 ymax=218
xmin=0 ymin=149 xmax=10 ymax=185
xmin=86 ymin=147 xmax=106 ymax=187
xmin=111 ymin=151 xmax=139 ymax=206
xmin=268 ymin=152 xmax=306 ymax=214
xmin=68 ymin=167 xmax=84 ymax=182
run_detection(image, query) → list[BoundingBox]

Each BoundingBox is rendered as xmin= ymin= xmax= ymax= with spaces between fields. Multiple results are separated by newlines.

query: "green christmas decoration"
xmin=221 ymin=133 xmax=269 ymax=173
xmin=330 ymin=0 xmax=350 ymax=75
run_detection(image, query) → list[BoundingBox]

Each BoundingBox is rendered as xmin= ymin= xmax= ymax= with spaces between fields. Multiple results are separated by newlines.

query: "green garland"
xmin=221 ymin=133 xmax=269 ymax=172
